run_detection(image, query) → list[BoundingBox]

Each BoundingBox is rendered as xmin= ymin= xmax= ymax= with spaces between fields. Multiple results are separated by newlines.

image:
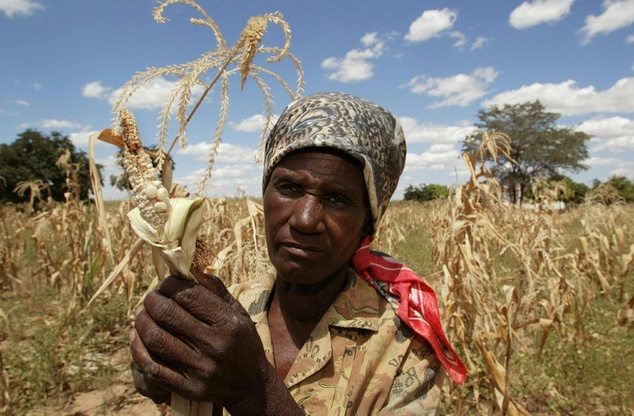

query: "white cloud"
xmin=96 ymin=153 xmax=120 ymax=172
xmin=627 ymin=34 xmax=634 ymax=43
xmin=321 ymin=32 xmax=386 ymax=83
xmin=587 ymin=156 xmax=633 ymax=167
xmin=69 ymin=130 xmax=99 ymax=148
xmin=509 ymin=0 xmax=575 ymax=29
xmin=177 ymin=142 xmax=259 ymax=163
xmin=178 ymin=163 xmax=263 ymax=197
xmin=406 ymin=66 xmax=499 ymax=107
xmin=14 ymin=99 xmax=29 ymax=106
xmin=0 ymin=109 xmax=18 ymax=117
xmin=407 ymin=150 xmax=461 ymax=166
xmin=40 ymin=119 xmax=83 ymax=130
xmin=404 ymin=8 xmax=457 ymax=43
xmin=0 ymin=0 xmax=44 ymax=18
xmin=82 ymin=81 xmax=111 ymax=99
xmin=607 ymin=166 xmax=634 ymax=179
xmin=449 ymin=31 xmax=467 ymax=49
xmin=448 ymin=32 xmax=490 ymax=51
xmin=428 ymin=143 xmax=457 ymax=153
xmin=404 ymin=148 xmax=463 ymax=173
xmin=483 ymin=77 xmax=634 ymax=115
xmin=107 ymin=76 xmax=205 ymax=110
xmin=399 ymin=117 xmax=475 ymax=144
xmin=230 ymin=114 xmax=277 ymax=133
xmin=580 ymin=0 xmax=634 ymax=44
xmin=579 ymin=116 xmax=634 ymax=152
xmin=586 ymin=156 xmax=634 ymax=180
xmin=471 ymin=36 xmax=490 ymax=50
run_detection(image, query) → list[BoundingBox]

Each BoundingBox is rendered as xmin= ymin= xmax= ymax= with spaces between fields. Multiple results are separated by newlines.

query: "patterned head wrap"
xmin=262 ymin=92 xmax=406 ymax=235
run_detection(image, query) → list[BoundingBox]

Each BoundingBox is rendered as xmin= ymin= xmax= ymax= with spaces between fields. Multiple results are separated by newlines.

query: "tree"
xmin=463 ymin=101 xmax=591 ymax=203
xmin=403 ymin=183 xmax=450 ymax=202
xmin=0 ymin=129 xmax=102 ymax=204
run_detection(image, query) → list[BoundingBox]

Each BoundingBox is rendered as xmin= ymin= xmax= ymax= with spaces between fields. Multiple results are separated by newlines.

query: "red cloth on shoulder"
xmin=352 ymin=236 xmax=467 ymax=384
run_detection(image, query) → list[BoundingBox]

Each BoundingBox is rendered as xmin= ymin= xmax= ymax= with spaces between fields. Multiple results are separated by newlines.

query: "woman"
xmin=130 ymin=92 xmax=466 ymax=415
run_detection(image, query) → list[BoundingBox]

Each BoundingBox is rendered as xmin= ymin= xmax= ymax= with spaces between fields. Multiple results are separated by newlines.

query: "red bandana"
xmin=352 ymin=236 xmax=467 ymax=384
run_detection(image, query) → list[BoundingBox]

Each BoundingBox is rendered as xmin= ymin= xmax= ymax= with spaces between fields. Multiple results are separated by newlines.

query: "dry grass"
xmin=1 ymin=171 xmax=633 ymax=415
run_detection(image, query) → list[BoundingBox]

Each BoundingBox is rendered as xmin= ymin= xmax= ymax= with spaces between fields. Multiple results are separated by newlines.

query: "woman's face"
xmin=263 ymin=149 xmax=371 ymax=288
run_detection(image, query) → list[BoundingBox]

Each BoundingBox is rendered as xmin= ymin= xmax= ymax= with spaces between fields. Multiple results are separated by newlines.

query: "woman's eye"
xmin=278 ymin=183 xmax=301 ymax=196
xmin=326 ymin=194 xmax=348 ymax=207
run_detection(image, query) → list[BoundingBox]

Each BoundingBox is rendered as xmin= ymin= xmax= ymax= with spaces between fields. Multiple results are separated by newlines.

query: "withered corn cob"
xmin=120 ymin=108 xmax=205 ymax=282
xmin=120 ymin=108 xmax=171 ymax=234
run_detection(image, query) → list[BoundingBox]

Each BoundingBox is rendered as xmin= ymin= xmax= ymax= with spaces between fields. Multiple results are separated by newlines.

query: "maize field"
xmin=1 ymin=154 xmax=633 ymax=415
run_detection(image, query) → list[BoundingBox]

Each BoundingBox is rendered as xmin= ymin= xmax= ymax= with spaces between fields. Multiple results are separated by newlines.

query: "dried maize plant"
xmin=584 ymin=182 xmax=625 ymax=206
xmin=112 ymin=109 xmax=214 ymax=415
xmin=12 ymin=179 xmax=49 ymax=215
xmin=0 ymin=349 xmax=8 ymax=416
xmin=30 ymin=197 xmax=107 ymax=315
xmin=373 ymin=208 xmax=407 ymax=254
xmin=199 ymin=197 xmax=269 ymax=286
xmin=111 ymin=0 xmax=303 ymax=194
xmin=56 ymin=149 xmax=82 ymax=204
xmin=432 ymin=131 xmax=580 ymax=415
xmin=529 ymin=176 xmax=568 ymax=213
xmin=432 ymin=131 xmax=525 ymax=414
xmin=84 ymin=2 xmax=305 ymax=413
xmin=0 ymin=255 xmax=9 ymax=414
xmin=574 ymin=202 xmax=634 ymax=313
xmin=89 ymin=0 xmax=303 ymax=292
xmin=0 ymin=207 xmax=28 ymax=292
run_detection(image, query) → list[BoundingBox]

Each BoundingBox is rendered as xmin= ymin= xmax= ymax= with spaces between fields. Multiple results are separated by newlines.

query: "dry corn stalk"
xmin=0 ymin=349 xmax=8 ymax=415
xmin=86 ymin=1 xmax=304 ymax=414
xmin=120 ymin=108 xmax=213 ymax=415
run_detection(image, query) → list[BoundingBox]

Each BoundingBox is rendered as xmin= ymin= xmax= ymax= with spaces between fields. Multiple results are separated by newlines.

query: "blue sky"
xmin=1 ymin=0 xmax=633 ymax=200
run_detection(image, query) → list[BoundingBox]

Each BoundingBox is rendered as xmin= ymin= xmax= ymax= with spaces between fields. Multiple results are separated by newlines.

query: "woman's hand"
xmin=129 ymin=273 xmax=302 ymax=415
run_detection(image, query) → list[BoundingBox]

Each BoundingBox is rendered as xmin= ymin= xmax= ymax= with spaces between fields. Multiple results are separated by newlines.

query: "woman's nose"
xmin=289 ymin=195 xmax=326 ymax=233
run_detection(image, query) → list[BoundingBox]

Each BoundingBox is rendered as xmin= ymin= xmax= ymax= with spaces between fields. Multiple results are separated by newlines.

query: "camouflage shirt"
xmin=226 ymin=268 xmax=443 ymax=415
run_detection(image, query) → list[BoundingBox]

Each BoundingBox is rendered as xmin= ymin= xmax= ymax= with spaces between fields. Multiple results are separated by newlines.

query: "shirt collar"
xmin=245 ymin=268 xmax=381 ymax=332
xmin=327 ymin=270 xmax=380 ymax=332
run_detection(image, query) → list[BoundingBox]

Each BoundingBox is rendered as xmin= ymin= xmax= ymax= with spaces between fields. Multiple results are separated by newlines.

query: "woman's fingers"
xmin=134 ymin=303 xmax=201 ymax=370
xmin=129 ymin=329 xmax=172 ymax=404
xmin=152 ymin=275 xmax=247 ymax=335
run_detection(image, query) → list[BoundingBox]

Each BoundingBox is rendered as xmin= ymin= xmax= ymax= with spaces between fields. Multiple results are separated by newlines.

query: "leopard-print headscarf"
xmin=262 ymin=92 xmax=406 ymax=235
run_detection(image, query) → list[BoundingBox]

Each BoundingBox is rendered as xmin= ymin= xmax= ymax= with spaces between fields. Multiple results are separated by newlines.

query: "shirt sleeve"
xmin=377 ymin=338 xmax=444 ymax=416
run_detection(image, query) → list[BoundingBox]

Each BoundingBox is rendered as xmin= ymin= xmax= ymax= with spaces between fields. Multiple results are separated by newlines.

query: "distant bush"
xmin=403 ymin=183 xmax=450 ymax=202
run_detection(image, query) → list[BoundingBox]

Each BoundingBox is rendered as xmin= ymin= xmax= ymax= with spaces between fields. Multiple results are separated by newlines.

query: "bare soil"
xmin=31 ymin=384 xmax=162 ymax=416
